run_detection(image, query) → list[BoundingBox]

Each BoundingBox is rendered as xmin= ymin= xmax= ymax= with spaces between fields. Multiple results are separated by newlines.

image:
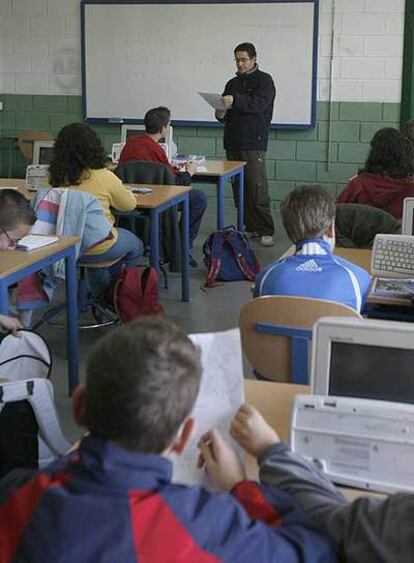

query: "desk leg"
xmin=181 ymin=194 xmax=190 ymax=302
xmin=65 ymin=247 xmax=79 ymax=396
xmin=237 ymin=167 xmax=244 ymax=232
xmin=150 ymin=209 xmax=160 ymax=273
xmin=0 ymin=282 xmax=9 ymax=315
xmin=217 ymin=177 xmax=225 ymax=230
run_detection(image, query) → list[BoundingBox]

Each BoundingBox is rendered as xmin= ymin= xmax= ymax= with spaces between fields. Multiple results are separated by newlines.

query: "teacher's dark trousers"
xmin=226 ymin=149 xmax=275 ymax=236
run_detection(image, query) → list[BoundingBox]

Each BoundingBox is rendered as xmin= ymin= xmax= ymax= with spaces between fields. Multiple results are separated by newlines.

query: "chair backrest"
xmin=114 ymin=160 xmax=175 ymax=185
xmin=239 ymin=295 xmax=361 ymax=384
xmin=18 ymin=130 xmax=54 ymax=162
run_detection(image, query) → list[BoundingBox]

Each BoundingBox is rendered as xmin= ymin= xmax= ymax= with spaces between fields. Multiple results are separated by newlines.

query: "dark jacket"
xmin=220 ymin=66 xmax=276 ymax=151
xmin=0 ymin=435 xmax=337 ymax=562
xmin=335 ymin=203 xmax=401 ymax=249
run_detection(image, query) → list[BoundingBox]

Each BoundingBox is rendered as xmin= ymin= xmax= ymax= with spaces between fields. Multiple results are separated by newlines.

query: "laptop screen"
xmin=329 ymin=341 xmax=414 ymax=404
xmin=38 ymin=146 xmax=53 ymax=165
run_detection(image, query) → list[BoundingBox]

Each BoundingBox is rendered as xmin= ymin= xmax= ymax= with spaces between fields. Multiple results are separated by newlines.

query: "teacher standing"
xmin=216 ymin=42 xmax=276 ymax=247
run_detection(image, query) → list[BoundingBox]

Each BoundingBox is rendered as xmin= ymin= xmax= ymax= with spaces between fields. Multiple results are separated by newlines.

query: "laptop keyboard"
xmin=372 ymin=234 xmax=414 ymax=278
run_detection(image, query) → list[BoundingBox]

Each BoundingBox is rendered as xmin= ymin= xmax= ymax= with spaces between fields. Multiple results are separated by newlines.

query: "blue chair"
xmin=239 ymin=295 xmax=361 ymax=384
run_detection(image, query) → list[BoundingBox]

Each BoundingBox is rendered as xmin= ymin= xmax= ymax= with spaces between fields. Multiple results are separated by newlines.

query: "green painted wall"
xmin=0 ymin=95 xmax=400 ymax=202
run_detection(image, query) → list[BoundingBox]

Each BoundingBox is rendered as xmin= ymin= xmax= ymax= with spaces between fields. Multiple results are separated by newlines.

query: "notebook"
xmin=16 ymin=235 xmax=59 ymax=251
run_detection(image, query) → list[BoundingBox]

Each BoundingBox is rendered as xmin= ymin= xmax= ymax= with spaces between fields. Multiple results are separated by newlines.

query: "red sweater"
xmin=337 ymin=173 xmax=414 ymax=220
xmin=119 ymin=134 xmax=178 ymax=178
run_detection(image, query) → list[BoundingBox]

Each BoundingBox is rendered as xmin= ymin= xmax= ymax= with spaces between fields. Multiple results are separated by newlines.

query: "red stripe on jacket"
xmin=0 ymin=471 xmax=70 ymax=563
xmin=232 ymin=480 xmax=282 ymax=527
xmin=128 ymin=489 xmax=220 ymax=563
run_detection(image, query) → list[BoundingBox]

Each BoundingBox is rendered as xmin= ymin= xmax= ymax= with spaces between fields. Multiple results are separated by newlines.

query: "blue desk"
xmin=193 ymin=160 xmax=246 ymax=231
xmin=133 ymin=185 xmax=191 ymax=302
xmin=0 ymin=237 xmax=80 ymax=395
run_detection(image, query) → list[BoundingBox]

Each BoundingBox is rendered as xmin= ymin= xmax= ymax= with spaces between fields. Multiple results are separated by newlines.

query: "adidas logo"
xmin=296 ymin=259 xmax=322 ymax=273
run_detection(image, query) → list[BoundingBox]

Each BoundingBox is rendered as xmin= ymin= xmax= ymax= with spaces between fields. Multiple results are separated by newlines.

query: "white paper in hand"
xmin=198 ymin=92 xmax=227 ymax=111
xmin=171 ymin=328 xmax=244 ymax=489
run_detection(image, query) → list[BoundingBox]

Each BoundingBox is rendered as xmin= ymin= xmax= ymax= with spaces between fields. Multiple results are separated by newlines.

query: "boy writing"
xmin=0 ymin=318 xmax=335 ymax=562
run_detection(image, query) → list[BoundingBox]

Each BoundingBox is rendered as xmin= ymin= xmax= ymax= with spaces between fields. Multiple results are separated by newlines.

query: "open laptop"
xmin=291 ymin=316 xmax=414 ymax=493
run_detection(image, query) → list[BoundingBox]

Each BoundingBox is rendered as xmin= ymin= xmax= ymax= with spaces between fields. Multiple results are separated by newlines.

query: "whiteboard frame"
xmin=81 ymin=0 xmax=319 ymax=129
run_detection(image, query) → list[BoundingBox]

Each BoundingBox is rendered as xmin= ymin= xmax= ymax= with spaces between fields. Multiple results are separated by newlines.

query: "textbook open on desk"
xmin=16 ymin=235 xmax=59 ymax=251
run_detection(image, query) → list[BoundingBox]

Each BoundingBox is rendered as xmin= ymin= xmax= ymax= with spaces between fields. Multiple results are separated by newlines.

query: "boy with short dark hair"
xmin=119 ymin=106 xmax=207 ymax=265
xmin=0 ymin=189 xmax=36 ymax=333
xmin=0 ymin=317 xmax=336 ymax=562
xmin=254 ymin=185 xmax=371 ymax=312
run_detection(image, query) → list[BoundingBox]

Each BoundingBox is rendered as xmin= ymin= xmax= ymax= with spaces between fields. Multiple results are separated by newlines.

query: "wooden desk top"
xmin=245 ymin=380 xmax=382 ymax=500
xmin=0 ymin=236 xmax=79 ymax=280
xmin=0 ymin=179 xmax=191 ymax=211
xmin=194 ymin=160 xmax=246 ymax=176
xmin=126 ymin=184 xmax=191 ymax=209
xmin=0 ymin=178 xmax=33 ymax=199
xmin=334 ymin=247 xmax=372 ymax=273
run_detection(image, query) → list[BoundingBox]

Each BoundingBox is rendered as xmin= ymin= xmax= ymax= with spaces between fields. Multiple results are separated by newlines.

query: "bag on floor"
xmin=111 ymin=266 xmax=165 ymax=324
xmin=0 ymin=329 xmax=52 ymax=382
xmin=0 ymin=329 xmax=52 ymax=478
xmin=203 ymin=226 xmax=260 ymax=288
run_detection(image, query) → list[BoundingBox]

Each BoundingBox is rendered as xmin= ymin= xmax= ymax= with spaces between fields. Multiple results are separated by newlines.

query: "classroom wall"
xmin=0 ymin=0 xmax=406 ymax=203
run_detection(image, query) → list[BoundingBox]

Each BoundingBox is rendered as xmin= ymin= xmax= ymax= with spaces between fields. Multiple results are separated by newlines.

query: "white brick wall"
xmin=0 ymin=0 xmax=406 ymax=103
xmin=0 ymin=0 xmax=81 ymax=95
xmin=319 ymin=0 xmax=405 ymax=102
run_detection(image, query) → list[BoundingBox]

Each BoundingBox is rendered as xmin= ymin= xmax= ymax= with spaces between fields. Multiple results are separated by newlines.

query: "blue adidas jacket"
xmin=254 ymin=239 xmax=371 ymax=312
xmin=0 ymin=436 xmax=336 ymax=563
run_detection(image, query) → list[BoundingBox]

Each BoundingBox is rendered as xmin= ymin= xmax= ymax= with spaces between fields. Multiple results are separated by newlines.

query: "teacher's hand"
xmin=215 ymin=109 xmax=227 ymax=120
xmin=222 ymin=95 xmax=233 ymax=109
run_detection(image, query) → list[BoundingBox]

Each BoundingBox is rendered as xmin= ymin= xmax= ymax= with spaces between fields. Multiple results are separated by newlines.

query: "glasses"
xmin=1 ymin=229 xmax=21 ymax=249
xmin=234 ymin=57 xmax=252 ymax=63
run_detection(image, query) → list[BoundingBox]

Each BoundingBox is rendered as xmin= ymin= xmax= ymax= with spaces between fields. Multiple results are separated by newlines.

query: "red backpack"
xmin=112 ymin=266 xmax=165 ymax=324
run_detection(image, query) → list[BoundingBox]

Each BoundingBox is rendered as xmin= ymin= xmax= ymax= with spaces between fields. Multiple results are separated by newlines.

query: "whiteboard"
xmin=81 ymin=1 xmax=318 ymax=128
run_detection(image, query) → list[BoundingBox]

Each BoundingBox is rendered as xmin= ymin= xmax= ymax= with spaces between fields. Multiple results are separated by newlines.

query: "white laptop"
xmin=291 ymin=317 xmax=414 ymax=493
xmin=26 ymin=164 xmax=49 ymax=189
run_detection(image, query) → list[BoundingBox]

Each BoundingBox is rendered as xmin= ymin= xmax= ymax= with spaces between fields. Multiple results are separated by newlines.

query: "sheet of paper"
xmin=198 ymin=92 xmax=227 ymax=111
xmin=195 ymin=165 xmax=208 ymax=173
xmin=171 ymin=328 xmax=244 ymax=489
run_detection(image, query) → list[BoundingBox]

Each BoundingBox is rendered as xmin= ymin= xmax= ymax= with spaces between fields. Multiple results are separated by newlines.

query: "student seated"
xmin=337 ymin=127 xmax=414 ymax=221
xmin=0 ymin=189 xmax=36 ymax=333
xmin=49 ymin=123 xmax=144 ymax=296
xmin=119 ymin=106 xmax=207 ymax=265
xmin=0 ymin=318 xmax=336 ymax=562
xmin=231 ymin=404 xmax=410 ymax=563
xmin=254 ymin=185 xmax=371 ymax=313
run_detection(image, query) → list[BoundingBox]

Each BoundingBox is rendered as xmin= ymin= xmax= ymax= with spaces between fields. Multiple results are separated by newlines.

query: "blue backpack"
xmin=203 ymin=226 xmax=260 ymax=288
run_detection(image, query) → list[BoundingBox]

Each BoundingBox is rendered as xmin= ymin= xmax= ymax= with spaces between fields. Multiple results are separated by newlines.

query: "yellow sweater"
xmin=71 ymin=168 xmax=137 ymax=255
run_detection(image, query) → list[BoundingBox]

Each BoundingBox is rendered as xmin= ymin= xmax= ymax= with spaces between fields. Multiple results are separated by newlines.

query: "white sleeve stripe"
xmin=332 ymin=257 xmax=362 ymax=312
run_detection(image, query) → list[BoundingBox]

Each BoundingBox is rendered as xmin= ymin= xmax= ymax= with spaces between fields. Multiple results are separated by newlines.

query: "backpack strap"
xmin=226 ymin=233 xmax=259 ymax=281
xmin=204 ymin=232 xmax=227 ymax=288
